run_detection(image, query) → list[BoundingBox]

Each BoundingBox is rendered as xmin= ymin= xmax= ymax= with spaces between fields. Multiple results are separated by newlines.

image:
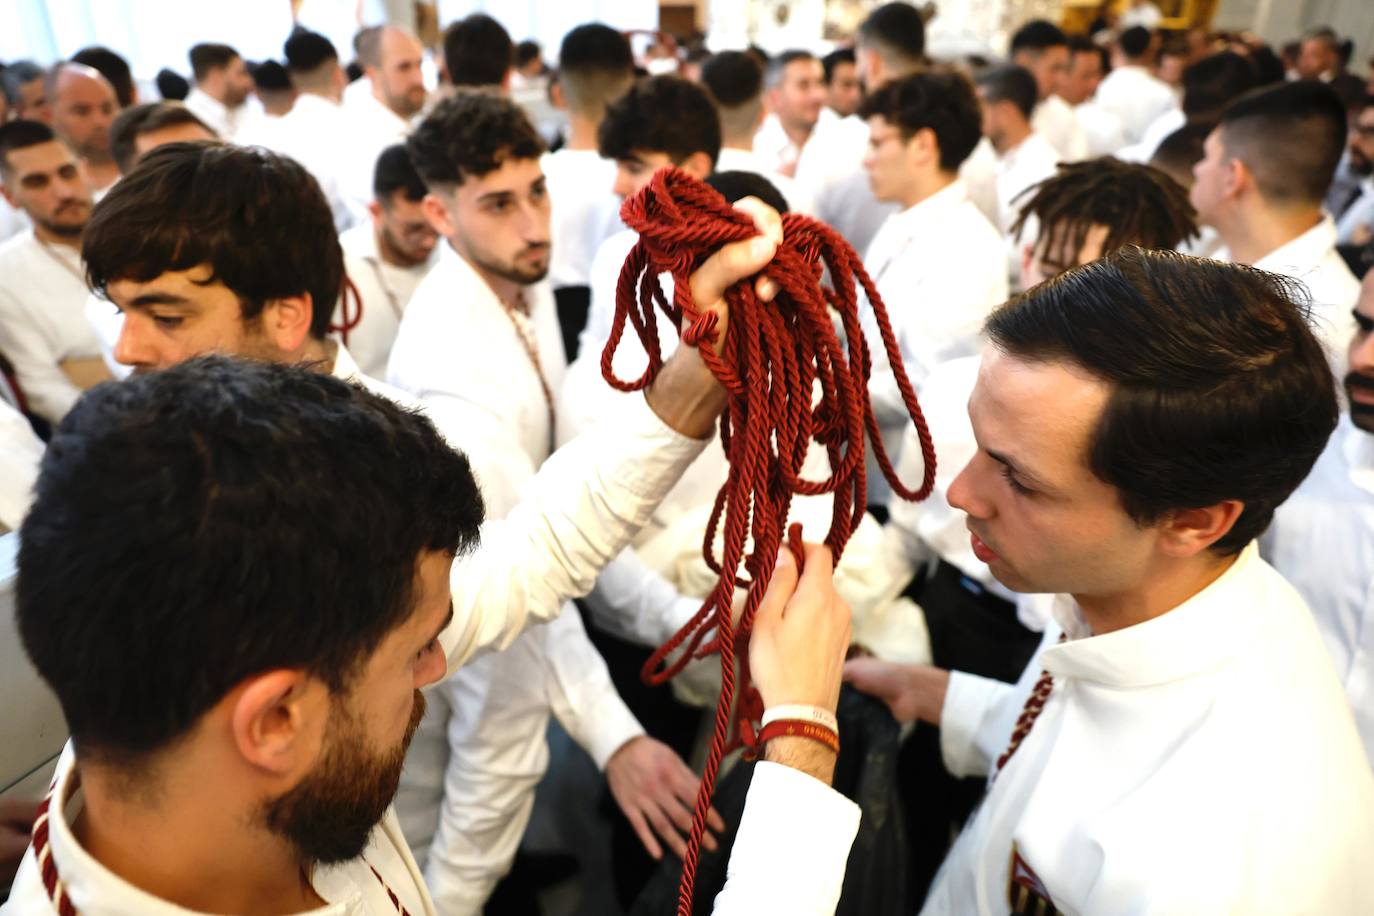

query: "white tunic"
xmin=540 ymin=148 xmax=623 ymax=290
xmin=183 ymin=87 xmax=256 ymax=141
xmin=1265 ymin=415 xmax=1374 ymax=766
xmin=714 ymin=147 xmax=815 ymax=216
xmin=992 ymin=132 xmax=1060 ymax=237
xmin=0 ymin=231 xmax=102 ymax=424
xmin=1030 ymin=94 xmax=1087 ymax=162
xmin=338 ymin=91 xmax=412 ymax=214
xmin=927 ymin=544 xmax=1374 ymax=914
xmin=0 ymin=396 xmax=43 ymax=531
xmin=1092 ymin=65 xmax=1178 ymax=146
xmin=337 ymin=224 xmax=437 ymax=381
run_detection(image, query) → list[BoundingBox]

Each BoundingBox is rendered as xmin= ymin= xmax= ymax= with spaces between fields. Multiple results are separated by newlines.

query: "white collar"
xmin=1041 ymin=543 xmax=1259 ymax=688
xmin=1340 ymin=414 xmax=1374 ymax=496
xmin=887 ymin=179 xmax=970 ymax=232
xmin=1252 ymin=215 xmax=1338 ymax=275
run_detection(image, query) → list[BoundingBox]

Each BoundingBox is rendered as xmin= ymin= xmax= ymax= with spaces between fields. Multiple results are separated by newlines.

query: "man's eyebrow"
xmin=1354 ymin=309 xmax=1374 ymax=333
xmin=127 ymin=291 xmax=193 ymax=308
xmin=476 ymin=189 xmax=514 ymax=206
xmin=986 ymin=447 xmax=1053 ymax=490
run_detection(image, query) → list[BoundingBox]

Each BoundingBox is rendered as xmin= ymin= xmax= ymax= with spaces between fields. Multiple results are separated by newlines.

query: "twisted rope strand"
xmin=601 ymin=168 xmax=937 ymax=913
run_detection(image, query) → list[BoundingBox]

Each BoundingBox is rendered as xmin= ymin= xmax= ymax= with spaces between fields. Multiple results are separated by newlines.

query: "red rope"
xmin=601 ymin=167 xmax=937 ymax=913
xmin=330 ymin=274 xmax=364 ymax=345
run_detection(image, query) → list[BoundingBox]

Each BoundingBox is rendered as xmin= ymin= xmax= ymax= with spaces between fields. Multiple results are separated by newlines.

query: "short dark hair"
xmin=1 ymin=60 xmax=43 ymax=106
xmin=374 ymin=143 xmax=426 ymax=203
xmin=109 ymin=102 xmax=216 ymax=174
xmin=975 ymin=64 xmax=1038 ymax=120
xmin=700 ymin=50 xmax=764 ymax=107
xmin=71 ymin=46 xmax=135 ymax=107
xmin=1119 ymin=26 xmax=1153 ymax=59
xmin=1181 ymin=51 xmax=1257 ymax=121
xmin=986 ymin=248 xmax=1336 ymax=555
xmin=858 ymin=3 xmax=926 ymax=69
xmin=515 ymin=40 xmax=542 ymax=69
xmin=407 ymin=90 xmax=545 ymax=188
xmin=1149 ymin=122 xmax=1211 ymax=184
xmin=705 ymin=170 xmax=789 ymax=216
xmin=1219 ymin=79 xmax=1347 ymax=206
xmin=821 ymin=48 xmax=855 ymax=84
xmin=557 ymin=24 xmax=635 ymax=118
xmin=1068 ymin=35 xmax=1110 ymax=74
xmin=284 ymin=28 xmax=338 ymax=74
xmin=1010 ymin=20 xmax=1068 ymax=55
xmin=858 ymin=69 xmax=982 ymax=171
xmin=443 ymin=14 xmax=512 ymax=87
xmin=0 ymin=118 xmax=57 ymax=175
xmin=1010 ymin=157 xmax=1198 ymax=264
xmin=249 ymin=59 xmax=292 ymax=92
xmin=83 ymin=143 xmax=342 ymax=340
xmin=18 ymin=355 xmax=483 ymax=762
xmin=189 ymin=43 xmax=240 ymax=82
xmin=598 ymin=75 xmax=721 ymax=168
xmin=155 ymin=68 xmax=190 ymax=101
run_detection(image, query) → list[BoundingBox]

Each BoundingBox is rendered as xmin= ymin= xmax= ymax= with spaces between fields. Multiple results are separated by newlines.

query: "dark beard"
xmin=262 ymin=689 xmax=426 ymax=865
xmin=36 ymin=217 xmax=85 ymax=240
xmin=1346 ymin=371 xmax=1374 ymax=433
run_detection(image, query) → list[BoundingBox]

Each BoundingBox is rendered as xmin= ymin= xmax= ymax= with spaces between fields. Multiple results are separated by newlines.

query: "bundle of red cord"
xmin=601 ymin=167 xmax=936 ymax=913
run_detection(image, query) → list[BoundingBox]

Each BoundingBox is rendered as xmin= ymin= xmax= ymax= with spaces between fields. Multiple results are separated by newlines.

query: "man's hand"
xmin=0 ymin=798 xmax=38 ymax=887
xmin=645 ymin=197 xmax=783 ymax=439
xmin=750 ymin=543 xmax=852 ymax=785
xmin=606 ymin=735 xmax=726 ymax=861
xmin=843 ymin=658 xmax=950 ymax=726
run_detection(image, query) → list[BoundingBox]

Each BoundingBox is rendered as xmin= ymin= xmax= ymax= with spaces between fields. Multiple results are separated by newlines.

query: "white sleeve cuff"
xmin=940 ymin=670 xmax=1015 ymax=779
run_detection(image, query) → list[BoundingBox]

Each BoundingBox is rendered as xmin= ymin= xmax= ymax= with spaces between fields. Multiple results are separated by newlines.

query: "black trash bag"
xmin=629 ymin=686 xmax=912 ymax=915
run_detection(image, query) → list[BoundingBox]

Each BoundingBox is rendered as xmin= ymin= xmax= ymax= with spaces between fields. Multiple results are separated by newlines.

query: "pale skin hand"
xmin=750 ymin=544 xmax=852 ymax=786
xmin=842 ymin=658 xmax=951 ymax=726
xmin=643 ymin=197 xmax=783 ymax=440
xmin=605 ymin=735 xmax=726 ymax=861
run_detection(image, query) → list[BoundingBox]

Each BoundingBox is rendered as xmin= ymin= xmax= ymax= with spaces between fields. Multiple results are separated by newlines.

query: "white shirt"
xmin=388 ymin=244 xmax=565 ymax=472
xmin=337 ymin=223 xmax=437 ymax=380
xmin=339 ymin=89 xmax=412 ymax=212
xmin=1074 ymin=101 xmax=1127 ymax=157
xmin=714 ymin=147 xmax=815 ymax=215
xmin=0 ymin=195 xmax=31 ymax=244
xmin=183 ymin=86 xmax=255 ymax=140
xmin=861 ymin=183 xmax=1007 ymax=500
xmin=993 ymin=132 xmax=1059 ymax=236
xmin=540 ymin=148 xmax=623 ymax=290
xmin=1335 ymin=177 xmax=1374 ymax=246
xmin=1093 ymin=64 xmax=1178 ymax=146
xmin=1231 ymin=215 xmax=1360 ymax=373
xmin=1120 ymin=105 xmax=1186 ymax=163
xmin=1030 ymin=94 xmax=1087 ymax=162
xmin=238 ymin=93 xmax=365 ymax=232
xmin=926 ymin=544 xmax=1374 ymax=914
xmin=0 ymin=396 xmax=43 ymax=531
xmin=1265 ymin=415 xmax=1374 ymax=766
xmin=0 ymin=231 xmax=102 ymax=424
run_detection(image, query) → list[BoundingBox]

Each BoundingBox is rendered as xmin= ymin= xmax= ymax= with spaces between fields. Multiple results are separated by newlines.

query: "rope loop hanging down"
xmin=601 ymin=167 xmax=937 ymax=914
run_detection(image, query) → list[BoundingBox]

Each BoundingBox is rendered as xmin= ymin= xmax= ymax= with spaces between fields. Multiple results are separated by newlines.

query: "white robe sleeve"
xmin=0 ymin=284 xmax=82 ymax=424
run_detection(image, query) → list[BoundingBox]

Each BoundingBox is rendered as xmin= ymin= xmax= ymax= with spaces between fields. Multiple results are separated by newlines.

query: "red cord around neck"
xmin=602 ymin=167 xmax=936 ymax=913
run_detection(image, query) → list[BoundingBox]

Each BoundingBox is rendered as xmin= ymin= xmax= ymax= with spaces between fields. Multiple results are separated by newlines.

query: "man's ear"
xmin=260 ymin=292 xmax=315 ymax=354
xmin=1225 ymin=156 xmax=1250 ymax=200
xmin=0 ymin=183 xmax=15 ymax=209
xmin=680 ymin=150 xmax=714 ymax=181
xmin=227 ymin=670 xmax=329 ymax=777
xmin=1158 ymin=500 xmax=1246 ymax=558
xmin=422 ymin=191 xmax=456 ymax=238
xmin=368 ymin=198 xmax=384 ymax=226
xmin=549 ymin=79 xmax=565 ymax=111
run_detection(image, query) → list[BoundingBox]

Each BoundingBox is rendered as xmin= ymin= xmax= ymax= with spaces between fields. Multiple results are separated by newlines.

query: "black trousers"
xmin=898 ymin=560 xmax=1042 ymax=905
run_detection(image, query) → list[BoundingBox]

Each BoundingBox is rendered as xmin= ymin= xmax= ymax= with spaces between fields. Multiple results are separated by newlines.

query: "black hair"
xmin=515 ymin=40 xmax=542 ymax=69
xmin=975 ymin=64 xmax=1038 ymax=120
xmin=1149 ymin=122 xmax=1211 ymax=185
xmin=1068 ymin=35 xmax=1110 ymax=75
xmin=0 ymin=118 xmax=57 ymax=174
xmin=373 ymin=143 xmax=426 ymax=203
xmin=83 ymin=143 xmax=342 ymax=340
xmin=109 ymin=102 xmax=215 ymax=174
xmin=821 ymin=48 xmax=855 ymax=84
xmin=443 ymin=14 xmax=512 ymax=87
xmin=71 ymin=46 xmax=136 ymax=107
xmin=858 ymin=3 xmax=926 ymax=67
xmin=1181 ymin=52 xmax=1257 ymax=121
xmin=189 ymin=43 xmax=240 ymax=82
xmin=249 ymin=59 xmax=291 ymax=92
xmin=598 ymin=74 xmax=721 ymax=167
xmin=1219 ymin=79 xmax=1347 ymax=206
xmin=284 ymin=28 xmax=338 ymax=74
xmin=1010 ymin=157 xmax=1198 ymax=266
xmin=1119 ymin=26 xmax=1153 ymax=59
xmin=407 ymin=90 xmax=545 ymax=187
xmin=700 ymin=50 xmax=764 ymax=107
xmin=18 ymin=355 xmax=483 ymax=762
xmin=858 ymin=69 xmax=982 ymax=171
xmin=156 ymin=68 xmax=190 ymax=101
xmin=2 ymin=60 xmax=43 ymax=106
xmin=986 ymin=248 xmax=1336 ymax=555
xmin=1010 ymin=20 xmax=1068 ymax=55
xmin=556 ymin=23 xmax=634 ymax=117
xmin=705 ymin=170 xmax=789 ymax=216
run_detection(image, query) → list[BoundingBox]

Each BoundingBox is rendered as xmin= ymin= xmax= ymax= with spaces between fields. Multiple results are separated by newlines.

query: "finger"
xmin=843 ymin=657 xmax=894 ymax=697
xmin=707 ymin=805 xmax=726 ymax=833
xmin=754 ymin=275 xmax=780 ymax=302
xmin=626 ymin=807 xmax=663 ymax=861
xmin=646 ymin=803 xmax=689 ymax=860
xmin=753 ymin=548 xmax=801 ymax=633
xmin=662 ymin=789 xmax=698 ymax=835
xmin=731 ymin=196 xmax=784 ymax=249
xmin=702 ymin=828 xmax=719 ymax=853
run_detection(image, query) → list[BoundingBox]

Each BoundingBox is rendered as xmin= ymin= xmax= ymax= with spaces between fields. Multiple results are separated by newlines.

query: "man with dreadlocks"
xmin=853 ymin=155 xmax=1198 ymax=903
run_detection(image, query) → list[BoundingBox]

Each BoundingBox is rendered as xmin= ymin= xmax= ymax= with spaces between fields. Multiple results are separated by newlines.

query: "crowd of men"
xmin=1 ymin=5 xmax=1374 ymax=915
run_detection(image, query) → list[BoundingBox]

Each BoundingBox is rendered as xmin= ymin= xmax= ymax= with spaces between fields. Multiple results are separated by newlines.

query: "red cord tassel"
xmin=601 ymin=167 xmax=937 ymax=913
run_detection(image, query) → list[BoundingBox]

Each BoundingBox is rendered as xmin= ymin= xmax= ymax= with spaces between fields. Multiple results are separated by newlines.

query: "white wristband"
xmin=761 ymin=704 xmax=839 ymax=734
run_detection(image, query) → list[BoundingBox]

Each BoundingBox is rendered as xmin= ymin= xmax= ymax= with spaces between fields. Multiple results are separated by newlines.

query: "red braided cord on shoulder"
xmin=329 ymin=274 xmax=364 ymax=345
xmin=601 ymin=168 xmax=937 ymax=914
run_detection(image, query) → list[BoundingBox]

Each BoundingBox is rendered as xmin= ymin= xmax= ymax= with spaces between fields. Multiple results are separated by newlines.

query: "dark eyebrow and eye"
xmin=1354 ymin=310 xmax=1374 ymax=334
xmin=986 ymin=447 xmax=1051 ymax=493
